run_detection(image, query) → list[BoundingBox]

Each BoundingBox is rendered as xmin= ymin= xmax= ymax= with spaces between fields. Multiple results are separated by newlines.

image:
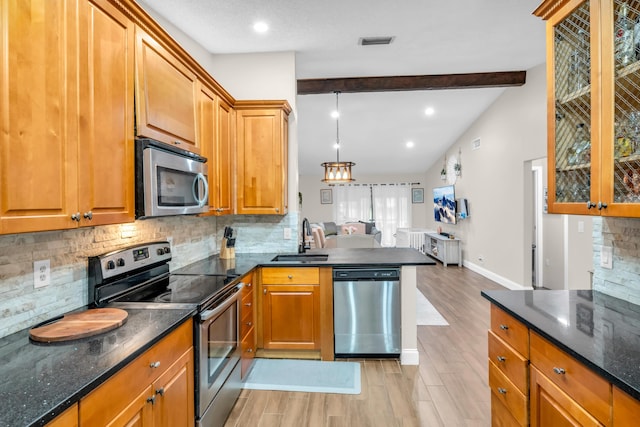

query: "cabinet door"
xmin=262 ymin=284 xmax=320 ymax=350
xmin=600 ymin=0 xmax=640 ymax=216
xmin=546 ymin=0 xmax=597 ymax=215
xmin=0 ymin=0 xmax=79 ymax=233
xmin=77 ymin=0 xmax=135 ymax=226
xmin=106 ymin=385 xmax=154 ymax=427
xmin=199 ymin=85 xmax=234 ymax=215
xmin=135 ymin=26 xmax=199 ymax=152
xmin=152 ymin=348 xmax=194 ymax=427
xmin=613 ymin=386 xmax=640 ymax=424
xmin=46 ymin=404 xmax=78 ymax=427
xmin=216 ymin=98 xmax=235 ymax=215
xmin=236 ymin=108 xmax=287 ymax=215
xmin=530 ymin=367 xmax=603 ymax=427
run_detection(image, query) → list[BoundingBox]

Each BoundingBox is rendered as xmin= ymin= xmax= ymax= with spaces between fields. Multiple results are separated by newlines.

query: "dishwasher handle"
xmin=333 ymin=268 xmax=400 ymax=281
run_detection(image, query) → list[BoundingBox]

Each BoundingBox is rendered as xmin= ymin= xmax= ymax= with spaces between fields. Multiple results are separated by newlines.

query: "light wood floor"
xmin=224 ymin=263 xmax=505 ymax=427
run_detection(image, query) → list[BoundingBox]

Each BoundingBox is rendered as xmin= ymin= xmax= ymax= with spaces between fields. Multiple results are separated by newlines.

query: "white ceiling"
xmin=140 ymin=0 xmax=546 ymax=176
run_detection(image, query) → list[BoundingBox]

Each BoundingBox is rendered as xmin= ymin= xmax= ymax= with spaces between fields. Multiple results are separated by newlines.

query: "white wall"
xmin=423 ymin=63 xmax=548 ymax=288
xmin=298 ymin=173 xmax=429 ymax=227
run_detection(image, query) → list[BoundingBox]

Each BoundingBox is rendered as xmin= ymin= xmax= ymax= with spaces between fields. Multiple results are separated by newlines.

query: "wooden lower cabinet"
xmin=530 ymin=366 xmax=603 ymax=427
xmin=79 ymin=319 xmax=194 ymax=427
xmin=240 ymin=273 xmax=256 ymax=378
xmin=45 ymin=404 xmax=78 ymax=427
xmin=258 ymin=267 xmax=334 ymax=358
xmin=613 ymin=387 xmax=640 ymax=425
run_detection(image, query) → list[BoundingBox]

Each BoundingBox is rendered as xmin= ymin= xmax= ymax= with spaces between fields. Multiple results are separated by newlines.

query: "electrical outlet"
xmin=283 ymin=228 xmax=292 ymax=240
xmin=578 ymin=221 xmax=584 ymax=233
xmin=601 ymin=246 xmax=613 ymax=269
xmin=34 ymin=260 xmax=50 ymax=289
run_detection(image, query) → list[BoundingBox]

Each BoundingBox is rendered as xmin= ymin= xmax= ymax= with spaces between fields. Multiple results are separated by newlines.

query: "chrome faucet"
xmin=299 ymin=217 xmax=311 ymax=253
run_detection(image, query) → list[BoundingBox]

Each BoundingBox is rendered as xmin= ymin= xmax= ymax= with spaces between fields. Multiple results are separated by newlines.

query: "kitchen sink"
xmin=271 ymin=254 xmax=329 ymax=263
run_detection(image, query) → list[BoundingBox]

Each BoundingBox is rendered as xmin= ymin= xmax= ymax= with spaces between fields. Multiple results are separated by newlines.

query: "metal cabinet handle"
xmin=247 ymin=348 xmax=253 ymax=353
xmin=553 ymin=367 xmax=566 ymax=375
xmin=497 ymin=387 xmax=507 ymax=395
xmin=598 ymin=202 xmax=608 ymax=210
xmin=499 ymin=324 xmax=509 ymax=330
xmin=263 ymin=288 xmax=267 ymax=295
xmin=173 ymin=141 xmax=181 ymax=145
xmin=244 ymin=302 xmax=252 ymax=307
xmin=70 ymin=212 xmax=81 ymax=222
xmin=496 ymin=356 xmax=506 ymax=363
xmin=586 ymin=201 xmax=596 ymax=209
xmin=246 ymin=321 xmax=252 ymax=327
xmin=288 ymin=275 xmax=293 ymax=279
xmin=83 ymin=211 xmax=93 ymax=220
xmin=147 ymin=395 xmax=156 ymax=405
xmin=275 ymin=208 xmax=280 ymax=213
xmin=155 ymin=387 xmax=164 ymax=396
xmin=247 ymin=283 xmax=252 ymax=288
xmin=149 ymin=361 xmax=161 ymax=368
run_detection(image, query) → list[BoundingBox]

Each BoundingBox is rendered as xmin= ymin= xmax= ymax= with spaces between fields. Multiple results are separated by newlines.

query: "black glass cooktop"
xmin=112 ymin=274 xmax=236 ymax=309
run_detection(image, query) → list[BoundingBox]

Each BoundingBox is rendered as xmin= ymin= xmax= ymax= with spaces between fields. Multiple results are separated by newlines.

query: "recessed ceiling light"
xmin=333 ymin=143 xmax=340 ymax=150
xmin=425 ymin=107 xmax=435 ymax=116
xmin=406 ymin=141 xmax=415 ymax=148
xmin=331 ymin=110 xmax=339 ymax=119
xmin=253 ymin=21 xmax=269 ymax=33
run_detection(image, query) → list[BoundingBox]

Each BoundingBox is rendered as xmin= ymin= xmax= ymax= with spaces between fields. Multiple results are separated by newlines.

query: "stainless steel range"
xmin=88 ymin=241 xmax=242 ymax=427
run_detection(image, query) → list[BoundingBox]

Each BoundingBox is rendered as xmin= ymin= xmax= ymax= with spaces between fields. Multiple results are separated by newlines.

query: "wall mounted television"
xmin=433 ymin=185 xmax=456 ymax=224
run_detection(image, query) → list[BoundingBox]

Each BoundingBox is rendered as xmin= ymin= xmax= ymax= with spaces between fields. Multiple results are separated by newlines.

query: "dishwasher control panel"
xmin=333 ymin=268 xmax=400 ymax=281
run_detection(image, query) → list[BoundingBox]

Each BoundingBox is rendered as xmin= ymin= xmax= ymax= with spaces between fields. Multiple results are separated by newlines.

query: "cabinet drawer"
xmin=613 ymin=386 xmax=640 ymax=424
xmin=488 ymin=330 xmax=528 ymax=394
xmin=79 ymin=319 xmax=193 ymax=424
xmin=490 ymin=305 xmax=529 ymax=357
xmin=530 ymin=332 xmax=610 ymax=425
xmin=240 ymin=292 xmax=254 ymax=339
xmin=489 ymin=361 xmax=528 ymax=426
xmin=241 ymin=278 xmax=254 ymax=297
xmin=262 ymin=267 xmax=319 ymax=284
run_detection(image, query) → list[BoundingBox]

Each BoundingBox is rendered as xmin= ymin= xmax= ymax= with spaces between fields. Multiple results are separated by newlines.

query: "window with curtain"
xmin=333 ymin=184 xmax=412 ymax=246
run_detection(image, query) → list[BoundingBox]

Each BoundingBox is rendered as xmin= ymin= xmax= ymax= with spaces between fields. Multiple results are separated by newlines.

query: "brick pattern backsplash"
xmin=0 ymin=212 xmax=298 ymax=339
xmin=592 ymin=216 xmax=640 ymax=305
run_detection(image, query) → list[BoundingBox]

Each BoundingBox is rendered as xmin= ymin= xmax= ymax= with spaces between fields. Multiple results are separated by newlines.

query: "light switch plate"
xmin=600 ymin=246 xmax=613 ymax=269
xmin=34 ymin=259 xmax=51 ymax=288
xmin=283 ymin=228 xmax=292 ymax=240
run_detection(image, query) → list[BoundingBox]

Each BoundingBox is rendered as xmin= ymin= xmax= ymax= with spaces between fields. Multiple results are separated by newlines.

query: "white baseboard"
xmin=401 ymin=349 xmax=419 ymax=365
xmin=463 ymin=261 xmax=529 ymax=290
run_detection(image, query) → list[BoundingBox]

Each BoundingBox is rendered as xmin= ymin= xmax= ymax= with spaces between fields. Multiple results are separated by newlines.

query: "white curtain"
xmin=333 ymin=184 xmax=412 ymax=247
xmin=333 ymin=185 xmax=371 ymax=224
xmin=373 ymin=185 xmax=412 ymax=247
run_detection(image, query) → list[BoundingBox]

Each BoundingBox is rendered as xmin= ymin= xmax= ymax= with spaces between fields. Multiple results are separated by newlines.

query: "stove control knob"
xmin=156 ymin=248 xmax=165 ymax=256
xmin=116 ymin=258 xmax=125 ymax=267
xmin=163 ymin=247 xmax=171 ymax=254
xmin=106 ymin=260 xmax=116 ymax=270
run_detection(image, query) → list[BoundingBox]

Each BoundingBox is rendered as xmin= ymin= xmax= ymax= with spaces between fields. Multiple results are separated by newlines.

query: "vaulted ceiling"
xmin=139 ymin=0 xmax=546 ymax=176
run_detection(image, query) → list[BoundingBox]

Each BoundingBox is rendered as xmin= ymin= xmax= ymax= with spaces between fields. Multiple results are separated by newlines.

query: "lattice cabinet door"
xmin=546 ymin=0 xmax=597 ymax=215
xmin=538 ymin=0 xmax=640 ymax=217
xmin=600 ymin=0 xmax=640 ymax=216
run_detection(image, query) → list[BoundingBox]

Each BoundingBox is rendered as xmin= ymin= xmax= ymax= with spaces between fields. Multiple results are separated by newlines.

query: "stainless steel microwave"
xmin=135 ymin=138 xmax=209 ymax=218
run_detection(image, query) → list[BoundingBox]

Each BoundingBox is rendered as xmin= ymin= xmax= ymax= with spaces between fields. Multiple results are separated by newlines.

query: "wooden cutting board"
xmin=29 ymin=308 xmax=128 ymax=343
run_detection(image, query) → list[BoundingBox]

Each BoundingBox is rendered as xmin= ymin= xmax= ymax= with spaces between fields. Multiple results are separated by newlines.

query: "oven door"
xmin=198 ymin=284 xmax=241 ymax=419
xmin=138 ymin=140 xmax=209 ymax=218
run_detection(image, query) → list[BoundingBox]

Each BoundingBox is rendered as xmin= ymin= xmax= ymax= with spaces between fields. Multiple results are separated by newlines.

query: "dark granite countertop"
xmin=174 ymin=247 xmax=435 ymax=277
xmin=0 ymin=307 xmax=195 ymax=427
xmin=482 ymin=289 xmax=640 ymax=400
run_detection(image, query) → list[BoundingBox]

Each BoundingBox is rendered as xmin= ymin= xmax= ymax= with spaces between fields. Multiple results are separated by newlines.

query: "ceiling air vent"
xmin=359 ymin=36 xmax=394 ymax=46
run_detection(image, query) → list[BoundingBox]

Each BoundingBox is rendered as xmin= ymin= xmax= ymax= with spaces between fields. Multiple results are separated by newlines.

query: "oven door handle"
xmin=199 ymin=284 xmax=242 ymax=323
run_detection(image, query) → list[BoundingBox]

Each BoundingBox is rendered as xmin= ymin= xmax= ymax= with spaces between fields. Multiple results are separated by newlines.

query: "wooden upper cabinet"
xmin=78 ymin=0 xmax=135 ymax=226
xmin=199 ymin=84 xmax=235 ymax=215
xmin=535 ymin=0 xmax=640 ymax=217
xmin=235 ymin=101 xmax=291 ymax=215
xmin=135 ymin=25 xmax=200 ymax=153
xmin=0 ymin=0 xmax=79 ymax=234
xmin=0 ymin=0 xmax=134 ymax=234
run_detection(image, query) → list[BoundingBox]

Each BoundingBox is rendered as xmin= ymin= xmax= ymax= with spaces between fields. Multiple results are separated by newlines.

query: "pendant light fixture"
xmin=321 ymin=91 xmax=355 ymax=183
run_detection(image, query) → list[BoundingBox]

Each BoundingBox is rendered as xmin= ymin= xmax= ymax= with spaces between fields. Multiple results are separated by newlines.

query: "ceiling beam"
xmin=297 ymin=71 xmax=527 ymax=95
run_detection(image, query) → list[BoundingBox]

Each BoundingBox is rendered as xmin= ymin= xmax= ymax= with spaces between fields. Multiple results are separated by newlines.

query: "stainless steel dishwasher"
xmin=333 ymin=267 xmax=401 ymax=357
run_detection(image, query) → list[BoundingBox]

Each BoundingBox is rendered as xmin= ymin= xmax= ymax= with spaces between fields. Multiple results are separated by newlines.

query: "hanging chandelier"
xmin=321 ymin=91 xmax=355 ymax=183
